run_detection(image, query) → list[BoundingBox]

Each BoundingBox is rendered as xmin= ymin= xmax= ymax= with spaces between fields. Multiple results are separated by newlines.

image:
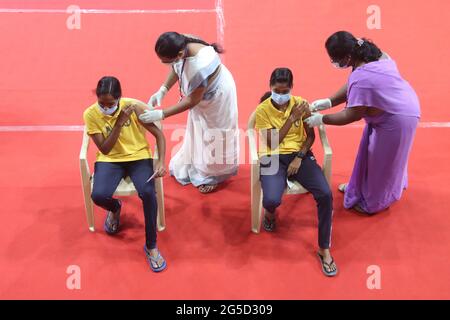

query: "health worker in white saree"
xmin=139 ymin=32 xmax=239 ymax=194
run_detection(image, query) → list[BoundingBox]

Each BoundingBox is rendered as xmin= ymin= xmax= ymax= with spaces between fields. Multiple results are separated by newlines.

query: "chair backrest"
xmin=247 ymin=111 xmax=257 ymax=130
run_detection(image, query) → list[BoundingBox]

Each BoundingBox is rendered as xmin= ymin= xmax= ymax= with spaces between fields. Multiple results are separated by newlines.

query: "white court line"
xmin=0 ymin=8 xmax=218 ymax=14
xmin=1 ymin=123 xmax=450 ymax=132
xmin=215 ymin=0 xmax=225 ymax=46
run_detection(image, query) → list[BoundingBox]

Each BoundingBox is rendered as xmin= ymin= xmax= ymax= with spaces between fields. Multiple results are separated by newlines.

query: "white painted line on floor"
xmin=0 ymin=122 xmax=449 ymax=132
xmin=0 ymin=8 xmax=217 ymax=14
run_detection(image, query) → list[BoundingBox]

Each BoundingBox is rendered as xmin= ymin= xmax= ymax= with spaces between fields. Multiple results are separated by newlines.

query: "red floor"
xmin=0 ymin=0 xmax=449 ymax=299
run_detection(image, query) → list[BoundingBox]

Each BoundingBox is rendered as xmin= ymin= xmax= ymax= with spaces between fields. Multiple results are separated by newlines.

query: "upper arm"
xmin=131 ymin=101 xmax=164 ymax=137
xmin=89 ymin=132 xmax=106 ymax=151
xmin=187 ymin=86 xmax=207 ymax=106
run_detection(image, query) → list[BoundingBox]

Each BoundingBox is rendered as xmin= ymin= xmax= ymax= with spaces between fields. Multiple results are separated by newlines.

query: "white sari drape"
xmin=169 ymin=46 xmax=239 ymax=187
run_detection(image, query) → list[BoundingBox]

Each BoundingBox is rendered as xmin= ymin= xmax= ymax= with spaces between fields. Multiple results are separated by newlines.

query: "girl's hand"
xmin=154 ymin=161 xmax=167 ymax=178
xmin=116 ymin=106 xmax=134 ymax=127
xmin=289 ymin=101 xmax=309 ymax=122
xmin=287 ymin=157 xmax=302 ymax=176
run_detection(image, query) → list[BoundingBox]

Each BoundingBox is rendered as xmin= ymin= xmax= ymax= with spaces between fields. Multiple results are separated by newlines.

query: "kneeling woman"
xmin=83 ymin=76 xmax=167 ymax=272
xmin=306 ymin=31 xmax=420 ymax=214
xmin=255 ymin=68 xmax=337 ymax=277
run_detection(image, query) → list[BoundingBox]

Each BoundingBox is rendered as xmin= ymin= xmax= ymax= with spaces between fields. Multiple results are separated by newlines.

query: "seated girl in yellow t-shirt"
xmin=255 ymin=68 xmax=337 ymax=277
xmin=83 ymin=76 xmax=167 ymax=272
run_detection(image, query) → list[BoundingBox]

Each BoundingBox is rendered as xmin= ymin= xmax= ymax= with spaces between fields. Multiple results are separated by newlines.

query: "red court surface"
xmin=0 ymin=0 xmax=449 ymax=299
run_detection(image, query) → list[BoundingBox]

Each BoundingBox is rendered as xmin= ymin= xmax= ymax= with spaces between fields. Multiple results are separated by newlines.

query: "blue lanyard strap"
xmin=178 ymin=48 xmax=189 ymax=101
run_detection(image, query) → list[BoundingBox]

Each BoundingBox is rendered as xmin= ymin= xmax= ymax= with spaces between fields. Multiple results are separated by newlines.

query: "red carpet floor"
xmin=0 ymin=0 xmax=449 ymax=299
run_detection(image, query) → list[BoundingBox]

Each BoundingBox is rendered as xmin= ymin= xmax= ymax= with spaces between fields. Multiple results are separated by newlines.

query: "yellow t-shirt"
xmin=83 ymin=97 xmax=153 ymax=162
xmin=255 ymin=96 xmax=307 ymax=156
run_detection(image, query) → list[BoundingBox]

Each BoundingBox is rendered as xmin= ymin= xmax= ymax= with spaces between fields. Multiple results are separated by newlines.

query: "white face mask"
xmin=271 ymin=91 xmax=291 ymax=105
xmin=98 ymin=102 xmax=119 ymax=115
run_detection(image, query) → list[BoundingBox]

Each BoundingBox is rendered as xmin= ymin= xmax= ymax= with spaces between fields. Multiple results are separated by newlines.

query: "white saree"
xmin=169 ymin=46 xmax=239 ymax=187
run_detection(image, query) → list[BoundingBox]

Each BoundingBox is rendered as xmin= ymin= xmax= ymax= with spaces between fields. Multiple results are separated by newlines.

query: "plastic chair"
xmin=247 ymin=111 xmax=332 ymax=233
xmin=79 ymin=121 xmax=165 ymax=232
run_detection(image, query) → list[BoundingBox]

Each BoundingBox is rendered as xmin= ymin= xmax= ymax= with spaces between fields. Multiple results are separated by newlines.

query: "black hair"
xmin=95 ymin=76 xmax=122 ymax=99
xmin=325 ymin=31 xmax=382 ymax=63
xmin=155 ymin=31 xmax=224 ymax=59
xmin=260 ymin=67 xmax=294 ymax=103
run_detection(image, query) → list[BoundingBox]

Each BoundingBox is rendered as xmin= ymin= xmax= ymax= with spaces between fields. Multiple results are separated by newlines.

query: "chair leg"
xmin=251 ymin=164 xmax=263 ymax=234
xmin=323 ymin=153 xmax=332 ymax=188
xmin=155 ymin=178 xmax=165 ymax=232
xmin=80 ymin=169 xmax=95 ymax=232
xmin=251 ymin=188 xmax=263 ymax=234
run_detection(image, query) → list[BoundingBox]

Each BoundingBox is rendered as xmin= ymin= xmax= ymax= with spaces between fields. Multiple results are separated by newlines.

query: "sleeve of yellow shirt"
xmin=83 ymin=109 xmax=102 ymax=135
xmin=255 ymin=106 xmax=273 ymax=130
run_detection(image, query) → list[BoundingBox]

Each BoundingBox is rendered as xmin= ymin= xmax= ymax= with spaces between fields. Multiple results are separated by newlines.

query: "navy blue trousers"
xmin=260 ymin=151 xmax=333 ymax=249
xmin=91 ymin=159 xmax=158 ymax=249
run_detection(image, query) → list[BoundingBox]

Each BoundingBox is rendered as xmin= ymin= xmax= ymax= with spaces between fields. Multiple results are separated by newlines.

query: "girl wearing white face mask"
xmin=83 ymin=76 xmax=168 ymax=272
xmin=140 ymin=32 xmax=239 ymax=194
xmin=255 ymin=68 xmax=338 ymax=277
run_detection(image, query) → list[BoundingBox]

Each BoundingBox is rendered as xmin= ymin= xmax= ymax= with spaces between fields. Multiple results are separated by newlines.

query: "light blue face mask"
xmin=271 ymin=91 xmax=291 ymax=105
xmin=98 ymin=102 xmax=119 ymax=115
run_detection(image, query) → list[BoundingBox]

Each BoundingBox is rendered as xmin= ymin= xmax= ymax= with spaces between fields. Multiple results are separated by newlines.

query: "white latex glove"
xmin=305 ymin=113 xmax=324 ymax=128
xmin=310 ymin=98 xmax=332 ymax=112
xmin=138 ymin=109 xmax=165 ymax=123
xmin=148 ymin=86 xmax=168 ymax=107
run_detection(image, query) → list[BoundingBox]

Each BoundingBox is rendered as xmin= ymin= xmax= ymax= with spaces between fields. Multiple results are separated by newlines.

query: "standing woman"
xmin=306 ymin=31 xmax=420 ymax=214
xmin=139 ymin=32 xmax=239 ymax=194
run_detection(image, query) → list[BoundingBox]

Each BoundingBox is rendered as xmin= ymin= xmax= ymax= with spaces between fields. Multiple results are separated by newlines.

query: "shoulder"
xmin=120 ymin=97 xmax=142 ymax=105
xmin=292 ymin=95 xmax=305 ymax=104
xmin=256 ymin=98 xmax=272 ymax=112
xmin=349 ymin=69 xmax=372 ymax=88
xmin=83 ymin=103 xmax=99 ymax=121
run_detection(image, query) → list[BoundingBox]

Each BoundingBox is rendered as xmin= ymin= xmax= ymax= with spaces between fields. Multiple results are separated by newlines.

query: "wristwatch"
xmin=296 ymin=151 xmax=306 ymax=159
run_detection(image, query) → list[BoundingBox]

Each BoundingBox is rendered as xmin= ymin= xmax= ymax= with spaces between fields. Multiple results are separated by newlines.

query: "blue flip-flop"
xmin=143 ymin=246 xmax=167 ymax=273
xmin=317 ymin=252 xmax=338 ymax=277
xmin=104 ymin=200 xmax=122 ymax=235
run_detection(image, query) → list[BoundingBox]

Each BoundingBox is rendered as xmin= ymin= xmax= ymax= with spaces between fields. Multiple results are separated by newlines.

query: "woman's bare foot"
xmin=149 ymin=248 xmax=165 ymax=269
xmin=198 ymin=184 xmax=218 ymax=194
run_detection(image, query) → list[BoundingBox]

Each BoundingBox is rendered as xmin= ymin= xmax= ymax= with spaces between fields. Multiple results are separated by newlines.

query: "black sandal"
xmin=263 ymin=213 xmax=276 ymax=232
xmin=104 ymin=200 xmax=122 ymax=235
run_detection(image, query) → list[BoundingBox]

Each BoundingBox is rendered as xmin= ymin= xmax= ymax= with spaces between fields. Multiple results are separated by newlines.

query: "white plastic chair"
xmin=79 ymin=121 xmax=165 ymax=232
xmin=247 ymin=111 xmax=332 ymax=233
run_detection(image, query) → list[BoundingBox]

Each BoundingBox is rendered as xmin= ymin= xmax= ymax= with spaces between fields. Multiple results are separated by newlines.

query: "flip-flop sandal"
xmin=317 ymin=252 xmax=338 ymax=277
xmin=104 ymin=200 xmax=122 ymax=235
xmin=198 ymin=184 xmax=218 ymax=194
xmin=353 ymin=204 xmax=368 ymax=214
xmin=143 ymin=246 xmax=167 ymax=273
xmin=263 ymin=214 xmax=276 ymax=232
xmin=338 ymin=183 xmax=348 ymax=193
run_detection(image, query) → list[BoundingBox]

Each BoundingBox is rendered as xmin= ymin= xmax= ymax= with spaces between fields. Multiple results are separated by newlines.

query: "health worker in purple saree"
xmin=305 ymin=31 xmax=420 ymax=214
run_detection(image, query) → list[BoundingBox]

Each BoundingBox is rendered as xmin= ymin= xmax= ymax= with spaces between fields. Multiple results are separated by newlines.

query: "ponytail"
xmin=260 ymin=91 xmax=272 ymax=103
xmin=155 ymin=31 xmax=224 ymax=58
xmin=326 ymin=31 xmax=382 ymax=63
xmin=183 ymin=35 xmax=224 ymax=54
xmin=352 ymin=38 xmax=382 ymax=63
